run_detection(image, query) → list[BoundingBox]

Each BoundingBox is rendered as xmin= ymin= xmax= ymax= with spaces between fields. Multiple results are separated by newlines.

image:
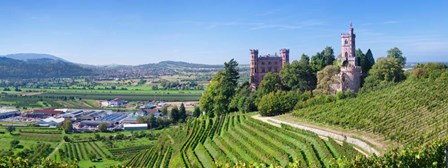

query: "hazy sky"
xmin=0 ymin=0 xmax=447 ymax=65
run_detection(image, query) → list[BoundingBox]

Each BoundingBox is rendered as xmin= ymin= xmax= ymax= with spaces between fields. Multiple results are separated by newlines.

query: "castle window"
xmin=268 ymin=67 xmax=271 ymax=71
xmin=345 ymin=52 xmax=348 ymax=58
xmin=274 ymin=62 xmax=277 ymax=65
xmin=261 ymin=62 xmax=264 ymax=65
xmin=268 ymin=62 xmax=271 ymax=65
xmin=262 ymin=68 xmax=265 ymax=73
xmin=344 ymin=39 xmax=348 ymax=44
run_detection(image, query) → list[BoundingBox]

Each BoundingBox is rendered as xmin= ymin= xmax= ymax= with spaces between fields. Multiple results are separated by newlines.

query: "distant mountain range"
xmin=1 ymin=53 xmax=68 ymax=62
xmin=0 ymin=53 xmax=231 ymax=79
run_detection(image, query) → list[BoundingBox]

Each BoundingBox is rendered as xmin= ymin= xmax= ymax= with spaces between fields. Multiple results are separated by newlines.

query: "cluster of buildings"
xmin=0 ymin=107 xmax=20 ymax=119
xmin=250 ymin=23 xmax=362 ymax=93
xmin=0 ymin=106 xmax=162 ymax=131
xmin=100 ymin=98 xmax=126 ymax=107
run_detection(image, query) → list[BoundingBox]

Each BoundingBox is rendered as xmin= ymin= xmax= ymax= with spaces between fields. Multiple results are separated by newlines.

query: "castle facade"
xmin=250 ymin=49 xmax=289 ymax=89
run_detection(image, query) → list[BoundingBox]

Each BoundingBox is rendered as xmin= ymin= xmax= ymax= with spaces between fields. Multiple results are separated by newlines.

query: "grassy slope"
xmin=293 ymin=78 xmax=448 ymax=145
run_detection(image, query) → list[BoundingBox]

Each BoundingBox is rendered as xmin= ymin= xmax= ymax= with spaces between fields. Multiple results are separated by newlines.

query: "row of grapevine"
xmin=293 ymin=78 xmax=448 ymax=145
xmin=125 ymin=113 xmax=360 ymax=167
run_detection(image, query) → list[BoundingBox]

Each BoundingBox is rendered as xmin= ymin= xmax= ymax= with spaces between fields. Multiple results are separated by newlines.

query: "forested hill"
xmin=293 ymin=76 xmax=448 ymax=145
xmin=0 ymin=57 xmax=93 ymax=79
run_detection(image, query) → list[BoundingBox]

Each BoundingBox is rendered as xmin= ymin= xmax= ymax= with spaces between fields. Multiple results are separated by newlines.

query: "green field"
xmin=0 ymin=86 xmax=203 ymax=108
xmin=293 ymin=78 xmax=448 ymax=145
xmin=125 ymin=113 xmax=359 ymax=167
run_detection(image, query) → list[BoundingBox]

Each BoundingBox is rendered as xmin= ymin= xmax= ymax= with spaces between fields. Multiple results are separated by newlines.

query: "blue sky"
xmin=0 ymin=0 xmax=447 ymax=65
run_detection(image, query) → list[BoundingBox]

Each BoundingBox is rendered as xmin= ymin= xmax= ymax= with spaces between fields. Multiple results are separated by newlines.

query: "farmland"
xmin=125 ymin=113 xmax=359 ymax=167
xmin=0 ymin=124 xmax=163 ymax=168
xmin=0 ymin=86 xmax=202 ymax=108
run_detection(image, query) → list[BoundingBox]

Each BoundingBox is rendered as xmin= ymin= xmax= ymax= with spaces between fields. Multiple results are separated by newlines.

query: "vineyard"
xmin=56 ymin=142 xmax=112 ymax=161
xmin=125 ymin=113 xmax=359 ymax=167
xmin=293 ymin=78 xmax=448 ymax=145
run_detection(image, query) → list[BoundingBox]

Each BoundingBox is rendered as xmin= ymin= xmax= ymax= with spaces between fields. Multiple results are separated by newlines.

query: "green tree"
xmin=280 ymin=60 xmax=316 ymax=91
xmin=6 ymin=126 xmax=15 ymax=135
xmin=223 ymin=59 xmax=240 ymax=87
xmin=98 ymin=122 xmax=108 ymax=132
xmin=193 ymin=106 xmax=201 ymax=117
xmin=199 ymin=72 xmax=223 ymax=117
xmin=88 ymin=153 xmax=97 ymax=161
xmin=387 ymin=47 xmax=406 ymax=66
xmin=161 ymin=106 xmax=168 ymax=116
xmin=199 ymin=59 xmax=240 ymax=116
xmin=310 ymin=47 xmax=335 ymax=72
xmin=355 ymin=48 xmax=364 ymax=66
xmin=256 ymin=72 xmax=282 ymax=98
xmin=10 ymin=140 xmax=20 ymax=148
xmin=63 ymin=136 xmax=71 ymax=142
xmin=136 ymin=116 xmax=147 ymax=124
xmin=229 ymin=82 xmax=257 ymax=113
xmin=362 ymin=57 xmax=405 ymax=91
xmin=169 ymin=105 xmax=179 ymax=123
xmin=62 ymin=119 xmax=73 ymax=134
xmin=363 ymin=49 xmax=375 ymax=74
xmin=298 ymin=54 xmax=310 ymax=65
xmin=179 ymin=103 xmax=187 ymax=122
xmin=315 ymin=65 xmax=340 ymax=95
xmin=258 ymin=90 xmax=299 ymax=116
xmin=147 ymin=113 xmax=157 ymax=129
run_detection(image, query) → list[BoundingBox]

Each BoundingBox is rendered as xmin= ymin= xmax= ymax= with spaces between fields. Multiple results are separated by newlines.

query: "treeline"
xmin=199 ymin=46 xmax=390 ymax=116
xmin=153 ymin=80 xmax=204 ymax=90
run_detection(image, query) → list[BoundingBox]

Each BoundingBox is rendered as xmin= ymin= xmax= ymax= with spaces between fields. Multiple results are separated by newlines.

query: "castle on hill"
xmin=249 ymin=23 xmax=361 ymax=92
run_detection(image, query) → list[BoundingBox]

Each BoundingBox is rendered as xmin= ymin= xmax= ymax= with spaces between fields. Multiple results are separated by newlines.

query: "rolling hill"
xmin=0 ymin=57 xmax=93 ymax=78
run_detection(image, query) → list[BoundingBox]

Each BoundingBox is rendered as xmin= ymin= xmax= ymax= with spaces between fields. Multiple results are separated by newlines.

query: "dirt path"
xmin=167 ymin=134 xmax=174 ymax=144
xmin=252 ymin=114 xmax=387 ymax=156
xmin=47 ymin=140 xmax=64 ymax=159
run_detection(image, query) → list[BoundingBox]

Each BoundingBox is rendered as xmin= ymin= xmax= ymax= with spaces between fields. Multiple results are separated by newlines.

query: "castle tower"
xmin=250 ymin=49 xmax=258 ymax=89
xmin=280 ymin=48 xmax=290 ymax=66
xmin=338 ymin=23 xmax=361 ymax=93
xmin=341 ymin=22 xmax=356 ymax=61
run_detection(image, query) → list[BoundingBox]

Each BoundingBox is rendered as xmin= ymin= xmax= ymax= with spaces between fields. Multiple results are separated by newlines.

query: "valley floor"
xmin=252 ymin=113 xmax=396 ymax=156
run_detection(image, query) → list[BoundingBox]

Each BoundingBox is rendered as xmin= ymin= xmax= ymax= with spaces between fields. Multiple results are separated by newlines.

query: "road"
xmin=47 ymin=140 xmax=64 ymax=159
xmin=252 ymin=114 xmax=382 ymax=156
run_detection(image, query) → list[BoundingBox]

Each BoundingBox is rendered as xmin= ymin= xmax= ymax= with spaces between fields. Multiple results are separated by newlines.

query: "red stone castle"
xmin=250 ymin=23 xmax=361 ymax=93
xmin=249 ymin=48 xmax=289 ymax=89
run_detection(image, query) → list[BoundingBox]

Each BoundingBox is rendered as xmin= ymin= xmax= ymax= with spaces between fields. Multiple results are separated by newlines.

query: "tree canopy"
xmin=280 ymin=58 xmax=316 ymax=91
xmin=387 ymin=47 xmax=406 ymax=66
xmin=362 ymin=57 xmax=405 ymax=91
xmin=199 ymin=59 xmax=240 ymax=117
xmin=315 ymin=65 xmax=340 ymax=95
xmin=310 ymin=47 xmax=336 ymax=72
